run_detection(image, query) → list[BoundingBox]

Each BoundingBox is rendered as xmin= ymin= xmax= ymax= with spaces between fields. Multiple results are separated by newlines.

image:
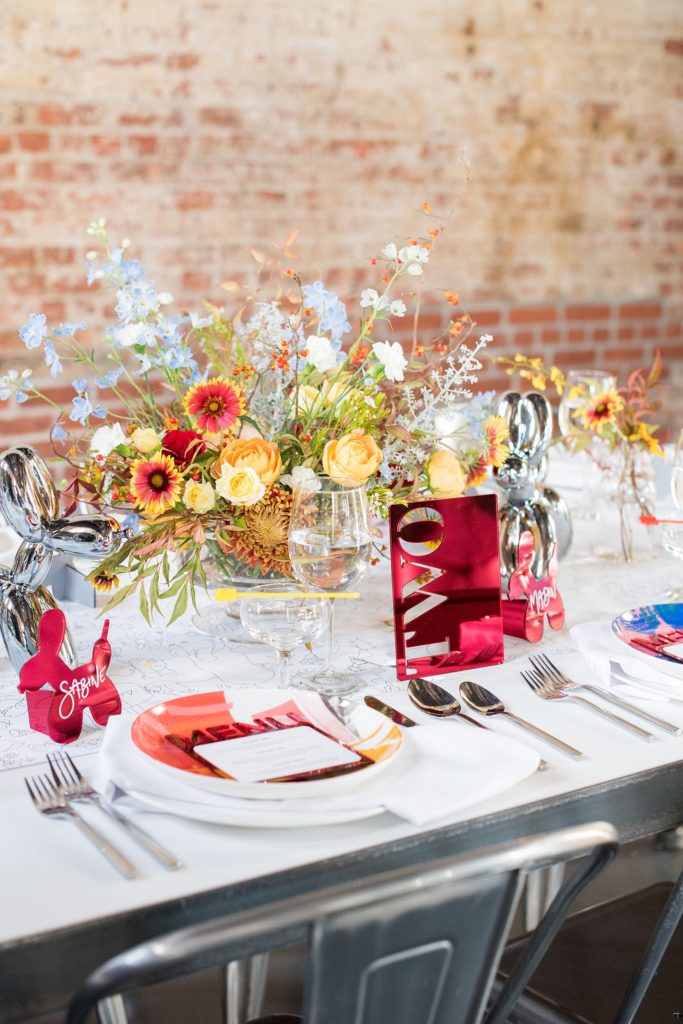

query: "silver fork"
xmin=530 ymin=653 xmax=682 ymax=736
xmin=522 ymin=669 xmax=655 ymax=741
xmin=25 ymin=773 xmax=139 ymax=879
xmin=47 ymin=751 xmax=183 ymax=871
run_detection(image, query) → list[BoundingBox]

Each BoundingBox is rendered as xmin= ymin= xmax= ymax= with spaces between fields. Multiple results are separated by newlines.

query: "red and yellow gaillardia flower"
xmin=483 ymin=415 xmax=510 ymax=468
xmin=579 ymin=389 xmax=624 ymax=432
xmin=184 ymin=377 xmax=245 ymax=434
xmin=130 ymin=453 xmax=183 ymax=516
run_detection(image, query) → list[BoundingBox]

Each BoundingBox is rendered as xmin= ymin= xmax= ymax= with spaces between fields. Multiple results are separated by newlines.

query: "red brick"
xmin=542 ymin=329 xmax=560 ymax=343
xmin=182 ymin=270 xmax=212 ymax=289
xmin=119 ymin=112 xmax=158 ymax=126
xmin=0 ymin=247 xmax=36 ymax=268
xmin=565 ymin=304 xmax=611 ymax=320
xmin=665 ymin=323 xmax=682 ymax=337
xmin=604 ymin=346 xmax=645 ymax=362
xmin=619 ymin=302 xmax=662 ymax=319
xmin=90 ymin=135 xmax=121 ymax=156
xmin=618 ymin=326 xmax=635 ymax=340
xmin=593 ymin=327 xmax=610 ymax=341
xmin=18 ymin=132 xmax=50 ymax=152
xmin=514 ymin=330 xmax=535 ymax=345
xmin=0 ymin=135 xmax=11 ymax=154
xmin=176 ymin=191 xmax=213 ymax=210
xmin=554 ymin=349 xmax=596 ymax=366
xmin=37 ymin=103 xmax=99 ymax=126
xmin=664 ymin=40 xmax=683 ymax=55
xmin=129 ymin=135 xmax=158 ymax=156
xmin=199 ymin=108 xmax=240 ymax=127
xmin=509 ymin=306 xmax=558 ymax=324
xmin=166 ymin=53 xmax=200 ymax=70
xmin=0 ymin=189 xmax=27 ymax=210
xmin=641 ymin=324 xmax=659 ymax=339
xmin=568 ymin=328 xmax=586 ymax=342
xmin=468 ymin=309 xmax=501 ymax=326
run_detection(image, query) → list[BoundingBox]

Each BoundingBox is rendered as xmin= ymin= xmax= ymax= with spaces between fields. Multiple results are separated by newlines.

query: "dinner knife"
xmin=364 ymin=695 xmax=419 ymax=727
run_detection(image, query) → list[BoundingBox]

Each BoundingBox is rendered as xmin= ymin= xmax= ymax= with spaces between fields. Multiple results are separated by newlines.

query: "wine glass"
xmin=288 ymin=477 xmax=372 ymax=696
xmin=662 ymin=429 xmax=683 ymax=598
xmin=239 ymin=582 xmax=330 ymax=689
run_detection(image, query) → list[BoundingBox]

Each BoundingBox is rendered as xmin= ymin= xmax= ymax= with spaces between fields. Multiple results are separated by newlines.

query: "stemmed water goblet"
xmin=288 ymin=477 xmax=372 ymax=696
xmin=239 ymin=582 xmax=330 ymax=689
xmin=661 ymin=429 xmax=683 ymax=599
xmin=558 ymin=369 xmax=617 ymax=520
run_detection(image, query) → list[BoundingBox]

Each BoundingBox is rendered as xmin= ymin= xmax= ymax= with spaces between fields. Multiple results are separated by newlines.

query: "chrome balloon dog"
xmin=494 ymin=392 xmax=572 ymax=585
xmin=0 ymin=445 xmax=128 ymax=671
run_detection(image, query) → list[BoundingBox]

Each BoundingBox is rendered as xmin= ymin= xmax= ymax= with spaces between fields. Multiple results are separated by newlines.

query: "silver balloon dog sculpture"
xmin=0 ymin=445 xmax=128 ymax=672
xmin=494 ymin=392 xmax=572 ymax=585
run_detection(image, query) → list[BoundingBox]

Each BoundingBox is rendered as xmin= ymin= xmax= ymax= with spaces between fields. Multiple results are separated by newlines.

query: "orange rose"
xmin=426 ymin=450 xmax=467 ymax=497
xmin=214 ymin=437 xmax=282 ymax=486
xmin=322 ymin=429 xmax=382 ymax=485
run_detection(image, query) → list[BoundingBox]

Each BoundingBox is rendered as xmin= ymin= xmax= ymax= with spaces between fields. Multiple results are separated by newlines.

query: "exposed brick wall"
xmin=0 ymin=0 xmax=682 ymax=450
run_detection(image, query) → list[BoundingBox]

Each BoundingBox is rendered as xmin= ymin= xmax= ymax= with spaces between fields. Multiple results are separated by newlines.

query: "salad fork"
xmin=47 ymin=751 xmax=183 ymax=870
xmin=521 ymin=669 xmax=655 ymax=741
xmin=529 ymin=653 xmax=682 ymax=736
xmin=25 ymin=772 xmax=138 ymax=879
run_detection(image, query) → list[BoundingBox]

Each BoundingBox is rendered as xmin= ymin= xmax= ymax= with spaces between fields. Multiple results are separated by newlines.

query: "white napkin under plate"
xmin=96 ymin=710 xmax=539 ymax=828
xmin=570 ymin=620 xmax=683 ymax=702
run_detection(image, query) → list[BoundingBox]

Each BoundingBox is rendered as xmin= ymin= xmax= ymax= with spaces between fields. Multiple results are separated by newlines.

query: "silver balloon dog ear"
xmin=494 ymin=392 xmax=572 ymax=585
xmin=0 ymin=445 xmax=129 ymax=672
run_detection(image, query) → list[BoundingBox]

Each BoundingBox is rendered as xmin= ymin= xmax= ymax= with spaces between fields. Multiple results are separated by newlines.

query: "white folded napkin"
xmin=570 ymin=621 xmax=683 ymax=703
xmin=96 ymin=709 xmax=538 ymax=828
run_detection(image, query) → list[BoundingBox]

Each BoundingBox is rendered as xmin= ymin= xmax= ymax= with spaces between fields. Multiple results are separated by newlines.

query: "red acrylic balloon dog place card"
xmin=501 ymin=530 xmax=565 ymax=643
xmin=18 ymin=608 xmax=121 ymax=743
xmin=389 ymin=495 xmax=504 ymax=681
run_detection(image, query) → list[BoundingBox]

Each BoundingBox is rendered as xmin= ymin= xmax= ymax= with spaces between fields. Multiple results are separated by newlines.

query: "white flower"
xmin=372 ymin=340 xmax=408 ymax=382
xmin=216 ymin=464 xmax=265 ymax=506
xmin=360 ymin=288 xmax=379 ymax=308
xmin=89 ymin=423 xmax=126 ymax=457
xmin=398 ymin=244 xmax=430 ymax=276
xmin=305 ymin=335 xmax=338 ymax=373
xmin=157 ymin=292 xmax=174 ymax=306
xmin=280 ymin=466 xmax=322 ymax=492
xmin=189 ymin=312 xmax=213 ymax=329
xmin=116 ymin=322 xmax=146 ymax=347
xmin=389 ymin=299 xmax=407 ymax=317
xmin=381 ymin=243 xmax=398 ymax=260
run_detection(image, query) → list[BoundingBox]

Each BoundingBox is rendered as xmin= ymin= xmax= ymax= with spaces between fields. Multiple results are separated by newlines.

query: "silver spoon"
xmin=459 ymin=681 xmax=584 ymax=760
xmin=409 ymin=678 xmax=549 ymax=771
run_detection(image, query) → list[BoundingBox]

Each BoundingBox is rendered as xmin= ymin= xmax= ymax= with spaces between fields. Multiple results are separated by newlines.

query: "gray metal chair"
xmin=498 ymin=866 xmax=683 ymax=1023
xmin=67 ymin=821 xmax=618 ymax=1024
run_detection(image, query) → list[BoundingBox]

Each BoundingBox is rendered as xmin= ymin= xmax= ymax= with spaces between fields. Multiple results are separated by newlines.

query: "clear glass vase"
xmin=599 ymin=446 xmax=656 ymax=562
xmin=191 ymin=532 xmax=291 ymax=643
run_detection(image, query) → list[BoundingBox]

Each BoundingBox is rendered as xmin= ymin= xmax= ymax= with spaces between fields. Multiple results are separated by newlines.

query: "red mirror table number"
xmin=389 ymin=494 xmax=504 ymax=681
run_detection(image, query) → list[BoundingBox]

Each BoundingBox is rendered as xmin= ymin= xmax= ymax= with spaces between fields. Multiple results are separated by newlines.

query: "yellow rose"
xmin=214 ymin=437 xmax=282 ymax=485
xmin=322 ymin=430 xmax=382 ymax=485
xmin=321 ymin=378 xmax=356 ymax=408
xmin=130 ymin=427 xmax=162 ymax=454
xmin=426 ymin=450 xmax=467 ymax=497
xmin=291 ymin=385 xmax=322 ymax=416
xmin=182 ymin=479 xmax=215 ymax=514
xmin=215 ymin=464 xmax=265 ymax=506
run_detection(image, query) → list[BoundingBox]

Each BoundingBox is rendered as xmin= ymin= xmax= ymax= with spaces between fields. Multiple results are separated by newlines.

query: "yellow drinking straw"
xmin=214 ymin=587 xmax=360 ymax=603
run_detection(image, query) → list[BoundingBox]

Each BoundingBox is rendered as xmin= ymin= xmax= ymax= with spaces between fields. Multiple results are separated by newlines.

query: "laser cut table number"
xmin=389 ymin=495 xmax=504 ymax=682
xmin=501 ymin=530 xmax=565 ymax=643
xmin=18 ymin=608 xmax=122 ymax=744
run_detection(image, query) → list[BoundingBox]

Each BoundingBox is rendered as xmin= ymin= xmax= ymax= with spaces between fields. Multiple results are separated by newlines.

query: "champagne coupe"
xmin=288 ymin=477 xmax=372 ymax=695
xmin=662 ymin=429 xmax=683 ymax=598
xmin=239 ymin=582 xmax=330 ymax=689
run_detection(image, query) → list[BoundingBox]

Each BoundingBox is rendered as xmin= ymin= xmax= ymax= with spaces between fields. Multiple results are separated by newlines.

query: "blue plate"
xmin=611 ymin=603 xmax=683 ymax=672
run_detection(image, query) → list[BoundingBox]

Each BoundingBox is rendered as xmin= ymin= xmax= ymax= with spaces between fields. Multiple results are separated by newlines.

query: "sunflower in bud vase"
xmin=5 ymin=213 xmax=509 ymax=622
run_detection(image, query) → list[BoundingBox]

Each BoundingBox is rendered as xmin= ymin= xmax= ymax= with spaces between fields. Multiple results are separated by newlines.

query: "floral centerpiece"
xmin=496 ymin=352 xmax=664 ymax=560
xmin=2 ymin=216 xmax=509 ymax=621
